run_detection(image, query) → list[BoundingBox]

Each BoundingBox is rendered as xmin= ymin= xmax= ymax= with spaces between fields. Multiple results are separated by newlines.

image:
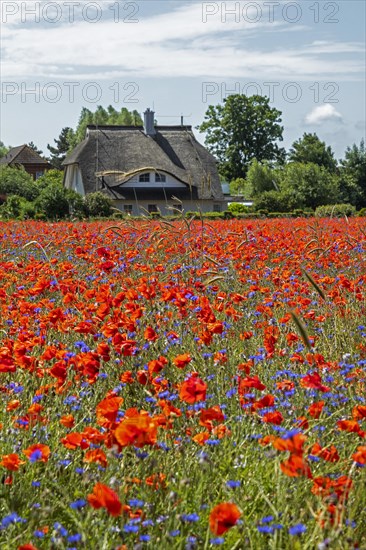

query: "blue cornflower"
xmin=67 ymin=533 xmax=82 ymax=543
xmin=58 ymin=459 xmax=72 ymax=467
xmin=210 ymin=537 xmax=225 ymax=545
xmin=123 ymin=524 xmax=139 ymax=533
xmin=261 ymin=515 xmax=274 ymax=523
xmin=29 ymin=449 xmax=43 ymax=463
xmin=289 ymin=523 xmax=307 ymax=535
xmin=34 ymin=530 xmax=45 ymax=538
xmin=226 ymin=480 xmax=241 ymax=488
xmin=140 ymin=534 xmax=151 ymax=542
xmin=257 ymin=525 xmax=274 ymax=534
xmin=54 ymin=522 xmax=68 ymax=537
xmin=69 ymin=499 xmax=87 ymax=509
xmin=142 ymin=520 xmax=154 ymax=527
xmin=181 ymin=513 xmax=200 ymax=522
xmin=128 ymin=499 xmax=144 ymax=507
xmin=169 ymin=530 xmax=180 ymax=536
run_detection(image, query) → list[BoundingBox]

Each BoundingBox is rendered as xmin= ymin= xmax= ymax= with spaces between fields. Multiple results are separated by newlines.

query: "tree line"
xmin=197 ymin=94 xmax=365 ymax=211
xmin=0 ymin=96 xmax=365 ymax=216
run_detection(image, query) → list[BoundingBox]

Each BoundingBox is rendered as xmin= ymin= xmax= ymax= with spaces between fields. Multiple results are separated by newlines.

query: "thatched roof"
xmin=0 ymin=145 xmax=50 ymax=166
xmin=63 ymin=125 xmax=223 ymax=200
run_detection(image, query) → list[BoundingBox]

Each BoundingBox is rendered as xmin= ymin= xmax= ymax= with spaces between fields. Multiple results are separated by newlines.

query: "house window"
xmin=155 ymin=172 xmax=166 ymax=183
xmin=148 ymin=204 xmax=158 ymax=213
xmin=213 ymin=204 xmax=221 ymax=212
xmin=139 ymin=173 xmax=150 ymax=182
xmin=123 ymin=204 xmax=133 ymax=214
xmin=35 ymin=171 xmax=44 ymax=180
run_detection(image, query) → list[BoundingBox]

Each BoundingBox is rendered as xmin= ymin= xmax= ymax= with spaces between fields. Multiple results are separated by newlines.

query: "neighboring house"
xmin=0 ymin=145 xmax=51 ymax=180
xmin=63 ymin=109 xmax=225 ymax=215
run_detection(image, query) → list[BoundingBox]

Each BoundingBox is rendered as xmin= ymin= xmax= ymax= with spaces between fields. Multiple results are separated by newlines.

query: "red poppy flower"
xmin=262 ymin=411 xmax=283 ymax=425
xmin=239 ymin=375 xmax=266 ymax=392
xmin=308 ymin=401 xmax=324 ymax=419
xmin=114 ymin=410 xmax=158 ymax=448
xmin=1 ymin=453 xmax=25 ymax=471
xmin=300 ymin=372 xmax=330 ymax=393
xmin=61 ymin=432 xmax=89 ymax=450
xmin=96 ymin=396 xmax=123 ymax=428
xmin=280 ymin=454 xmax=312 ymax=479
xmin=144 ymin=326 xmax=158 ymax=341
xmin=84 ymin=448 xmax=108 ymax=468
xmin=209 ymin=502 xmax=241 ymax=535
xmin=173 ymin=353 xmax=192 ymax=369
xmin=179 ymin=374 xmax=207 ymax=404
xmin=87 ymin=482 xmax=122 ymax=516
xmin=352 ymin=446 xmax=366 ymax=464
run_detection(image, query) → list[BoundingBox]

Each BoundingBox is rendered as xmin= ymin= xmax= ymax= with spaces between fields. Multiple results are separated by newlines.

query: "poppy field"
xmin=0 ymin=217 xmax=366 ymax=550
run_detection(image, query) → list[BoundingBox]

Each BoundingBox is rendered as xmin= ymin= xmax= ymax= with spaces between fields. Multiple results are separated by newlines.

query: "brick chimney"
xmin=143 ymin=108 xmax=156 ymax=136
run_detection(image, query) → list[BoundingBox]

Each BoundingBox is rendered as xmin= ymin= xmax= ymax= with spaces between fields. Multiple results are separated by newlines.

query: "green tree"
xmin=245 ymin=159 xmax=281 ymax=197
xmin=197 ymin=94 xmax=285 ymax=181
xmin=230 ymin=178 xmax=246 ymax=196
xmin=35 ymin=169 xmax=64 ymax=192
xmin=0 ymin=166 xmax=39 ymax=201
xmin=28 ymin=141 xmax=44 ymax=157
xmin=47 ymin=127 xmax=75 ymax=169
xmin=288 ymin=133 xmax=337 ymax=172
xmin=340 ymin=139 xmax=366 ymax=207
xmin=70 ymin=106 xmax=143 ymax=147
xmin=280 ymin=162 xmax=339 ymax=209
xmin=0 ymin=141 xmax=10 ymax=159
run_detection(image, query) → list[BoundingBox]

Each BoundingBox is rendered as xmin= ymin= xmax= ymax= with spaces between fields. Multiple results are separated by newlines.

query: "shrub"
xmin=315 ymin=204 xmax=356 ymax=218
xmin=201 ymin=212 xmax=225 ymax=219
xmin=65 ymin=189 xmax=87 ymax=218
xmin=358 ymin=207 xmax=366 ymax=217
xmin=267 ymin=212 xmax=294 ymax=218
xmin=84 ymin=192 xmax=113 ymax=217
xmin=35 ymin=183 xmax=70 ymax=219
xmin=0 ymin=166 xmax=39 ymax=201
xmin=35 ymin=169 xmax=64 ymax=192
xmin=228 ymin=202 xmax=250 ymax=213
xmin=0 ymin=195 xmax=23 ymax=218
xmin=252 ymin=190 xmax=293 ymax=213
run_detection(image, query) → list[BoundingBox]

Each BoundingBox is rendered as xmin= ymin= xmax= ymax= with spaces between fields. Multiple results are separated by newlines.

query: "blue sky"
xmin=1 ymin=0 xmax=365 ymax=160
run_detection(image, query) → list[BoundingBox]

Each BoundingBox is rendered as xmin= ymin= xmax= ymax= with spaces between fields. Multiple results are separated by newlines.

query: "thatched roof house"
xmin=63 ymin=109 xmax=225 ymax=215
xmin=0 ymin=145 xmax=51 ymax=180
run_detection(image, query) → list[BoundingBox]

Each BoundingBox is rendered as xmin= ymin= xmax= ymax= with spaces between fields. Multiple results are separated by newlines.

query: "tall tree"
xmin=288 ymin=133 xmax=337 ymax=172
xmin=340 ymin=139 xmax=366 ymax=207
xmin=28 ymin=141 xmax=44 ymax=156
xmin=70 ymin=106 xmax=143 ymax=147
xmin=197 ymin=95 xmax=285 ymax=181
xmin=0 ymin=141 xmax=10 ymax=159
xmin=47 ymin=127 xmax=75 ymax=170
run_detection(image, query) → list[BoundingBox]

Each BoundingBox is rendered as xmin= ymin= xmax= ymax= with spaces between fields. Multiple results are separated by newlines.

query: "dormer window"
xmin=139 ymin=173 xmax=150 ymax=182
xmin=155 ymin=173 xmax=166 ymax=183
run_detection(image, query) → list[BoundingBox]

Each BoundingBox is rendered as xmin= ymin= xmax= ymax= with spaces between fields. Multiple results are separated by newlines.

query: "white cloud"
xmin=305 ymin=104 xmax=343 ymax=125
xmin=1 ymin=2 xmax=365 ymax=81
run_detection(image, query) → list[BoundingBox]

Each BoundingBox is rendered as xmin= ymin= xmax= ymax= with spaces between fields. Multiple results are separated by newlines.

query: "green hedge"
xmin=315 ymin=204 xmax=356 ymax=217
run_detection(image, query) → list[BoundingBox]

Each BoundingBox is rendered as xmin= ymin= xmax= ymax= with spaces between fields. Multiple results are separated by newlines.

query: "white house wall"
xmin=121 ymin=172 xmax=187 ymax=189
xmin=64 ymin=165 xmax=85 ymax=196
xmin=113 ymin=200 xmax=227 ymax=216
